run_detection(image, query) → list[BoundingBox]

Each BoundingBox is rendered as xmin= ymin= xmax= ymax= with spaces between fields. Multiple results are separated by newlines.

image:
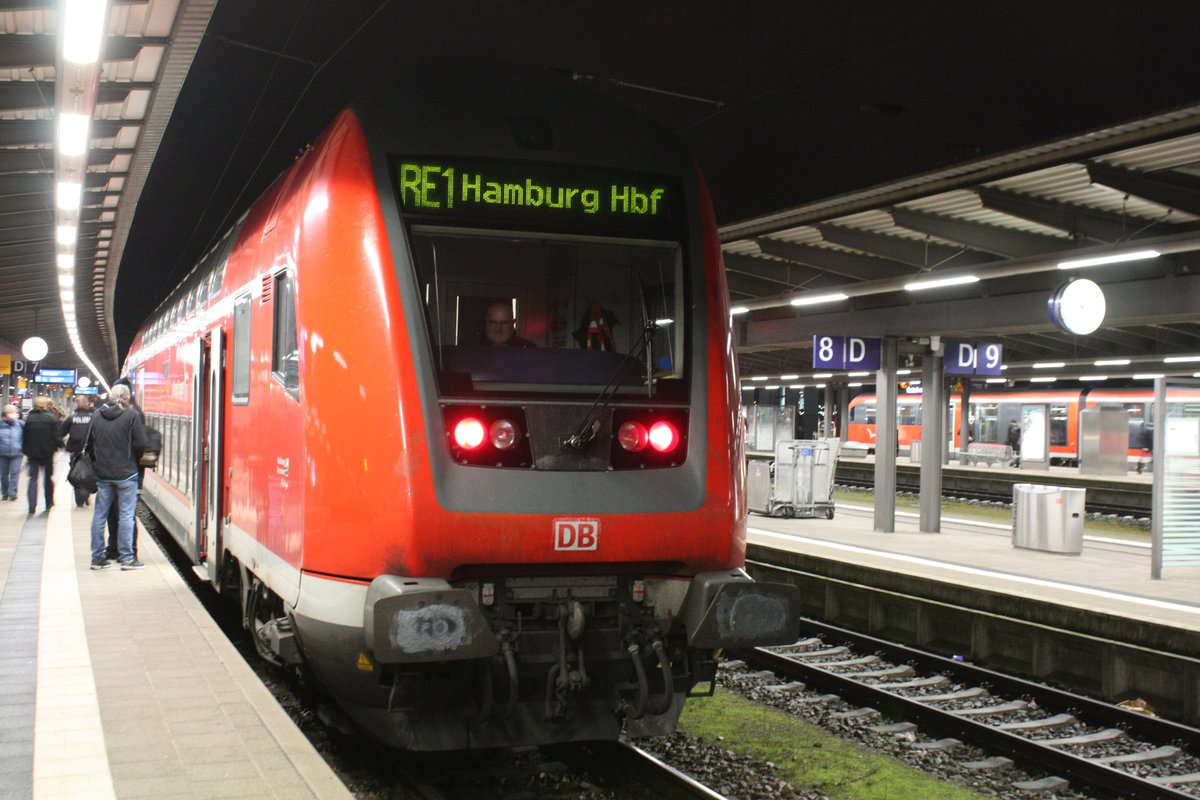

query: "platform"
xmin=0 ymin=456 xmax=352 ymax=800
xmin=747 ymin=501 xmax=1200 ymax=634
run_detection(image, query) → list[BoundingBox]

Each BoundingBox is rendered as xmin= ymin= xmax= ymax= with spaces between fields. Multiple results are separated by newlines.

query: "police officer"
xmin=60 ymin=396 xmax=95 ymax=507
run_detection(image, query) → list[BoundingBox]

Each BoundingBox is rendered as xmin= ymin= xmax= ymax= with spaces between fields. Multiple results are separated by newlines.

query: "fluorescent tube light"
xmin=779 ymin=374 xmax=799 ymax=380
xmin=58 ymin=113 xmax=91 ymax=156
xmin=1094 ymin=359 xmax=1130 ymax=366
xmin=729 ymin=306 xmax=749 ymax=315
xmin=1081 ymin=375 xmax=1108 ymax=381
xmin=63 ymin=0 xmax=109 ymax=64
xmin=1133 ymin=373 xmax=1165 ymax=380
xmin=56 ymin=225 xmax=76 ymax=245
xmin=750 ymin=376 xmax=768 ymax=381
xmin=847 ymin=382 xmax=863 ymax=388
xmin=896 ymin=369 xmax=912 ymax=375
xmin=56 ymin=181 xmax=82 ymax=210
xmin=1057 ymin=249 xmax=1159 ymax=270
xmin=790 ymin=292 xmax=848 ymax=307
xmin=812 ymin=373 xmax=833 ymax=379
xmin=1033 ymin=361 xmax=1065 ymax=369
xmin=985 ymin=378 xmax=1007 ymax=383
xmin=1163 ymin=356 xmax=1200 ymax=363
xmin=58 ymin=274 xmax=74 ymax=288
xmin=848 ymin=371 xmax=870 ymax=377
xmin=57 ymin=254 xmax=73 ymax=270
xmin=904 ymin=275 xmax=978 ymax=291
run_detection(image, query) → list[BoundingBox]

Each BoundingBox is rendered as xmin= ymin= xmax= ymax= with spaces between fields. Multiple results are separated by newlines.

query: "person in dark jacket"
xmin=87 ymin=384 xmax=147 ymax=570
xmin=22 ymin=396 xmax=61 ymax=514
xmin=1006 ymin=420 xmax=1021 ymax=468
xmin=60 ymin=396 xmax=95 ymax=507
xmin=105 ymin=376 xmax=147 ymax=560
xmin=0 ymin=404 xmax=23 ymax=501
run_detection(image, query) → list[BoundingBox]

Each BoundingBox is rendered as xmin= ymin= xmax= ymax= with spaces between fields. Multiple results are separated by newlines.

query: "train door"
xmin=1019 ymin=403 xmax=1050 ymax=469
xmin=193 ymin=329 xmax=225 ymax=584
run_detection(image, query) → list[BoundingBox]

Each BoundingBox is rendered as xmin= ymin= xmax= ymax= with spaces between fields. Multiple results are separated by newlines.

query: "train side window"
xmin=271 ymin=272 xmax=300 ymax=399
xmin=232 ymin=293 xmax=251 ymax=405
xmin=1049 ymin=403 xmax=1069 ymax=446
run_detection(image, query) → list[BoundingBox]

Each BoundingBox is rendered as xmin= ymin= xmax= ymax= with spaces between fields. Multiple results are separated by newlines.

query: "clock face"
xmin=1049 ymin=278 xmax=1106 ymax=335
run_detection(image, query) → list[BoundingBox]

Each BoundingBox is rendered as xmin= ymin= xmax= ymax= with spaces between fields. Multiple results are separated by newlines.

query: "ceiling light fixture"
xmin=56 ymin=181 xmax=82 ymax=211
xmin=1132 ymin=373 xmax=1165 ymax=380
xmin=1030 ymin=376 xmax=1057 ymax=382
xmin=1094 ymin=358 xmax=1130 ymax=366
xmin=1056 ymin=249 xmax=1160 ymax=270
xmin=904 ymin=274 xmax=979 ymax=291
xmin=1033 ymin=361 xmax=1066 ymax=369
xmin=62 ymin=0 xmax=109 ymax=64
xmin=790 ymin=292 xmax=849 ymax=307
xmin=1163 ymin=355 xmax=1200 ymax=363
xmin=57 ymin=113 xmax=91 ymax=156
xmin=730 ymin=306 xmax=749 ymax=315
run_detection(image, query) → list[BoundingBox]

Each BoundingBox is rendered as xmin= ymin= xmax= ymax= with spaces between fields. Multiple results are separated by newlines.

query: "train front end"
xmin=293 ymin=73 xmax=800 ymax=750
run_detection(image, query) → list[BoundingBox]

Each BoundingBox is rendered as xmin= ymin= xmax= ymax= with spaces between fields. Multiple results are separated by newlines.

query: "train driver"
xmin=480 ymin=301 xmax=535 ymax=347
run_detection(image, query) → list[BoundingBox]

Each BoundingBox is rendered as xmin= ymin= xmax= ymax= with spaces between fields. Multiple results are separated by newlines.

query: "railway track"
xmin=732 ymin=620 xmax=1200 ymax=799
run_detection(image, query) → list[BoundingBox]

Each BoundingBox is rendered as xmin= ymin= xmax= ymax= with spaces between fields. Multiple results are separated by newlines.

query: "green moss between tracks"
xmin=677 ymin=689 xmax=991 ymax=799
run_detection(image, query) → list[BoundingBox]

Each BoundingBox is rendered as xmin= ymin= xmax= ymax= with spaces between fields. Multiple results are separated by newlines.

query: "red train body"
xmin=846 ymin=388 xmax=1155 ymax=463
xmin=123 ymin=71 xmax=798 ymax=750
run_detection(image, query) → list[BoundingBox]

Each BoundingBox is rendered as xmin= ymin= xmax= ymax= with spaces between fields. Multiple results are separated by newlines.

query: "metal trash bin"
xmin=746 ymin=460 xmax=772 ymax=515
xmin=1012 ymin=484 xmax=1085 ymax=554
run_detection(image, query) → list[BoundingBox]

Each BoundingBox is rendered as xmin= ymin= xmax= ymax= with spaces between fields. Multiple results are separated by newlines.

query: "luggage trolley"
xmin=748 ymin=439 xmax=840 ymax=519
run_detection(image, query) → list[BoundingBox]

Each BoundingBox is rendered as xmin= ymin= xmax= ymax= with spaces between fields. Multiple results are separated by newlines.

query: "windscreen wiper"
xmin=560 ymin=321 xmax=657 ymax=451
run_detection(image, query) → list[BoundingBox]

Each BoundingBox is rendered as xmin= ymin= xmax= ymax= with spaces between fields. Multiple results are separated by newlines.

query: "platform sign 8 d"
xmin=812 ymin=336 xmax=881 ymax=371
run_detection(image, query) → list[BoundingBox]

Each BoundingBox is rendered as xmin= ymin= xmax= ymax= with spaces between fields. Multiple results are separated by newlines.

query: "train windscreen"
xmin=408 ymin=227 xmax=686 ymax=400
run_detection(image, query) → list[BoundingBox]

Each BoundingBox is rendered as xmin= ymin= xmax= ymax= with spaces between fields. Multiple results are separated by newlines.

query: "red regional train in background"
xmin=845 ymin=388 xmax=1155 ymax=463
xmin=121 ymin=68 xmax=800 ymax=751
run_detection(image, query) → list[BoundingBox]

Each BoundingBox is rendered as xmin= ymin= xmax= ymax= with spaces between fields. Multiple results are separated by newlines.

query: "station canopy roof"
xmin=726 ymin=107 xmax=1200 ymax=384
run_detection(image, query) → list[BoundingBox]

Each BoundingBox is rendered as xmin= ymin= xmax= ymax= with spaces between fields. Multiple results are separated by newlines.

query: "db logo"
xmin=554 ymin=518 xmax=599 ymax=551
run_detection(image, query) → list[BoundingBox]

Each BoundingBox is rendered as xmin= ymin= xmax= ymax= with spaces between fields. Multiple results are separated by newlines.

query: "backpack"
xmin=140 ymin=424 xmax=163 ymax=468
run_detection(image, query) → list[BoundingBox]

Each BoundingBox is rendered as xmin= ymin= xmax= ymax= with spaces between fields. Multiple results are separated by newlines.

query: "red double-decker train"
xmin=122 ymin=68 xmax=798 ymax=750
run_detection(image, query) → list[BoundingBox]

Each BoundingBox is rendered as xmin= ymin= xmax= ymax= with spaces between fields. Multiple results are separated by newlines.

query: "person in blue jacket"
xmin=0 ymin=404 xmax=23 ymax=501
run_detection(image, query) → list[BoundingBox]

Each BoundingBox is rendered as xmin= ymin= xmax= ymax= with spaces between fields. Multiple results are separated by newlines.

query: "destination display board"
xmin=35 ymin=368 xmax=77 ymax=385
xmin=395 ymin=157 xmax=682 ymax=235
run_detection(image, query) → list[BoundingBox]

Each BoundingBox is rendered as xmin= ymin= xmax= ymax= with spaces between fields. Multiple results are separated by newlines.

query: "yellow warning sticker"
xmin=356 ymin=652 xmax=374 ymax=671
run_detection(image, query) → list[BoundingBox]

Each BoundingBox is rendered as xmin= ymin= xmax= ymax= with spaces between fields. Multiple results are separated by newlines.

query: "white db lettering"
xmin=554 ymin=519 xmax=599 ymax=551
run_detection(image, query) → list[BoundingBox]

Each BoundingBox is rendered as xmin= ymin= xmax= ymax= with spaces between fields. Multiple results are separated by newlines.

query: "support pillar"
xmin=919 ymin=343 xmax=944 ymax=533
xmin=874 ymin=338 xmax=897 ymax=532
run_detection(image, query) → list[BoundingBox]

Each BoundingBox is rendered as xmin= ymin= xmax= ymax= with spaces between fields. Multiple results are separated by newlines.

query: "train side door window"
xmin=271 ymin=271 xmax=300 ymax=399
xmin=232 ymin=293 xmax=251 ymax=405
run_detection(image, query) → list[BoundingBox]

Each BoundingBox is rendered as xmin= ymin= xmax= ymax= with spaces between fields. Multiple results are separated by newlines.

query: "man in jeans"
xmin=88 ymin=384 xmax=147 ymax=570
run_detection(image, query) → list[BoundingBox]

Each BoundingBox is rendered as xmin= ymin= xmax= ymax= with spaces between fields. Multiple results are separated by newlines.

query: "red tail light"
xmin=453 ymin=418 xmax=486 ymax=450
xmin=617 ymin=421 xmax=649 ymax=452
xmin=648 ymin=420 xmax=679 ymax=453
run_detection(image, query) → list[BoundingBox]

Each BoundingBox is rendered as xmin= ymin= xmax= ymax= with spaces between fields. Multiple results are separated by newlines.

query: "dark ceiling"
xmin=3 ymin=0 xmax=1200 ymax=379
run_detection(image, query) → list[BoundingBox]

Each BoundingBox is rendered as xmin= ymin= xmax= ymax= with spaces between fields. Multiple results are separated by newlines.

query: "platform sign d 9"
xmin=812 ymin=336 xmax=881 ymax=371
xmin=944 ymin=341 xmax=1003 ymax=375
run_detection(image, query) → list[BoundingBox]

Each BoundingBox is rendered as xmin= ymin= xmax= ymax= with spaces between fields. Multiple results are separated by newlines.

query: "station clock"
xmin=1048 ymin=278 xmax=1106 ymax=335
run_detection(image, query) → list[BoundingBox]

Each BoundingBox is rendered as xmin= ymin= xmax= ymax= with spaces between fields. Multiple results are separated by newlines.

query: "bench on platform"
xmin=962 ymin=442 xmax=1013 ymax=467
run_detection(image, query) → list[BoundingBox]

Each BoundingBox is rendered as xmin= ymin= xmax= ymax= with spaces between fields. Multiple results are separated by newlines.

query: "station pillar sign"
xmin=944 ymin=341 xmax=1003 ymax=375
xmin=812 ymin=336 xmax=882 ymax=370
